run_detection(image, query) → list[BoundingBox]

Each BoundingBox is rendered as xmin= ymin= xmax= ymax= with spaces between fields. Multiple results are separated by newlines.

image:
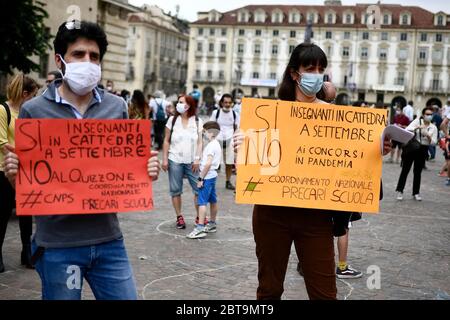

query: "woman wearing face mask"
xmin=233 ymin=43 xmax=391 ymax=300
xmin=162 ymin=95 xmax=204 ymax=229
xmin=0 ymin=73 xmax=39 ymax=272
xmin=395 ymin=106 xmax=438 ymax=201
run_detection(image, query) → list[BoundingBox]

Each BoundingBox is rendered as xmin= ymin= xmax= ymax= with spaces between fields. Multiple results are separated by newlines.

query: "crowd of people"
xmin=0 ymin=19 xmax=449 ymax=301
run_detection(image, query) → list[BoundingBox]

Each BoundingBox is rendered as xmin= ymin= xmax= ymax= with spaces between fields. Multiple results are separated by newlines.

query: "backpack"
xmin=1 ymin=102 xmax=11 ymax=127
xmin=215 ymin=108 xmax=237 ymax=132
xmin=155 ymin=99 xmax=166 ymax=121
xmin=168 ymin=114 xmax=200 ymax=144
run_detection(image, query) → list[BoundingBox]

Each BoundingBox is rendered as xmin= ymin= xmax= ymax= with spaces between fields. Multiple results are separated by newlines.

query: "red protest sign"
xmin=15 ymin=119 xmax=153 ymax=215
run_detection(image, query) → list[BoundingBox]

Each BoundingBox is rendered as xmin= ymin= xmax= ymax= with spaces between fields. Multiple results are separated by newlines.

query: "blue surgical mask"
xmin=297 ymin=72 xmax=324 ymax=97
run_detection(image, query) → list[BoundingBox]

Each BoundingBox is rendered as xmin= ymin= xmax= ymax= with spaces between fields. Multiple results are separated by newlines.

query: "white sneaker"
xmin=413 ymin=194 xmax=422 ymax=201
xmin=204 ymin=223 xmax=217 ymax=233
xmin=186 ymin=227 xmax=207 ymax=239
xmin=396 ymin=192 xmax=403 ymax=201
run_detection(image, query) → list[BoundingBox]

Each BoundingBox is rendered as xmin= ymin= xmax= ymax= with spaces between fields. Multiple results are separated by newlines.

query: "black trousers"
xmin=0 ymin=172 xmax=32 ymax=253
xmin=396 ymin=145 xmax=429 ymax=195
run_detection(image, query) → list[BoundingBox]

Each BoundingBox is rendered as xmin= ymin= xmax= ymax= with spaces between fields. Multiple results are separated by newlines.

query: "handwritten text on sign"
xmin=235 ymin=98 xmax=387 ymax=213
xmin=15 ymin=119 xmax=152 ymax=215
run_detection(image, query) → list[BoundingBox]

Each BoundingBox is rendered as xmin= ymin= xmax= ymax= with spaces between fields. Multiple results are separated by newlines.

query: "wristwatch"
xmin=198 ymin=177 xmax=204 ymax=182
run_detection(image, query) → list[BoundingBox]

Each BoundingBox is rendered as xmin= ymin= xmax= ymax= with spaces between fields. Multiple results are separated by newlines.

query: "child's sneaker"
xmin=176 ymin=216 xmax=186 ymax=229
xmin=204 ymin=222 xmax=217 ymax=233
xmin=186 ymin=227 xmax=207 ymax=239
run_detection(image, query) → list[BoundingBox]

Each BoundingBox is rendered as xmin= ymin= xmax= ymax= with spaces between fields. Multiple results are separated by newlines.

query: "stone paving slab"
xmin=0 ymin=152 xmax=449 ymax=300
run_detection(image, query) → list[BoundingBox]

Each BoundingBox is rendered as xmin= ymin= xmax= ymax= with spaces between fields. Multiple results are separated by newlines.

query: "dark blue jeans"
xmin=32 ymin=237 xmax=137 ymax=300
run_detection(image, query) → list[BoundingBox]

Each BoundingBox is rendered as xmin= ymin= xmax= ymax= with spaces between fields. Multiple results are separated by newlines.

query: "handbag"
xmin=402 ymin=119 xmax=422 ymax=158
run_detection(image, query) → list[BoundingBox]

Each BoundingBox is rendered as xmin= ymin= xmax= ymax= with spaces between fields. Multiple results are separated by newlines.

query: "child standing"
xmin=187 ymin=121 xmax=222 ymax=239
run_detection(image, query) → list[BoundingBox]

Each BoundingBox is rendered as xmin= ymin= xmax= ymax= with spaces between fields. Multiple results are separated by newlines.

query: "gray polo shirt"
xmin=20 ymin=80 xmax=128 ymax=248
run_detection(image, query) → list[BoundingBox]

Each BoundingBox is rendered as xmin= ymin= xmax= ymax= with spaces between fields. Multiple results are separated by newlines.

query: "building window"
xmin=237 ymin=44 xmax=244 ymax=54
xmin=361 ymin=47 xmax=368 ymax=58
xmin=345 ymin=14 xmax=352 ymax=24
xmin=256 ymin=29 xmax=262 ymax=36
xmin=327 ymin=13 xmax=333 ymax=24
xmin=326 ymin=46 xmax=332 ymax=57
xmin=419 ymin=49 xmax=427 ymax=61
xmin=210 ymin=28 xmax=215 ymax=36
xmin=379 ymin=48 xmax=387 ymax=60
xmin=269 ymin=88 xmax=275 ymax=97
xmin=420 ymin=33 xmax=427 ymax=42
xmin=219 ymin=71 xmax=224 ymax=80
xmin=253 ymin=72 xmax=259 ymax=79
xmin=239 ymin=29 xmax=245 ymax=36
xmin=221 ymin=28 xmax=227 ymax=36
xmin=436 ymin=33 xmax=442 ymax=42
xmin=326 ymin=31 xmax=332 ymax=39
xmin=207 ymin=70 xmax=212 ymax=78
xmin=397 ymin=72 xmax=405 ymax=85
xmin=272 ymin=45 xmax=278 ymax=55
xmin=198 ymin=28 xmax=203 ymax=36
xmin=289 ymin=45 xmax=295 ymax=54
xmin=383 ymin=14 xmax=389 ymax=25
xmin=209 ymin=43 xmax=214 ymax=52
xmin=254 ymin=44 xmax=261 ymax=54
xmin=197 ymin=42 xmax=203 ymax=51
xmin=195 ymin=70 xmax=201 ymax=78
xmin=400 ymin=33 xmax=408 ymax=41
xmin=344 ymin=31 xmax=351 ymax=40
xmin=308 ymin=13 xmax=315 ymax=22
xmin=362 ymin=32 xmax=369 ymax=40
xmin=290 ymin=30 xmax=296 ymax=38
xmin=342 ymin=47 xmax=350 ymax=57
xmin=399 ymin=48 xmax=408 ymax=60
xmin=432 ymin=77 xmax=440 ymax=90
xmin=273 ymin=30 xmax=279 ymax=36
xmin=437 ymin=15 xmax=444 ymax=26
xmin=311 ymin=31 xmax=314 ymax=38
xmin=270 ymin=72 xmax=277 ymax=79
xmin=220 ymin=43 xmax=226 ymax=53
xmin=381 ymin=32 xmax=388 ymax=41
xmin=402 ymin=15 xmax=408 ymax=25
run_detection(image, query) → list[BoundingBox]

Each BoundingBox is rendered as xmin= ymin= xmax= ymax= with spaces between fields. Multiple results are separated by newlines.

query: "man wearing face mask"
xmin=210 ymin=93 xmax=239 ymax=190
xmin=1 ymin=20 xmax=160 ymax=300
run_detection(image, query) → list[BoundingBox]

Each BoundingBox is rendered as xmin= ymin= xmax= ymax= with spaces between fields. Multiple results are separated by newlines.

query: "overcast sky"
xmin=129 ymin=0 xmax=448 ymax=22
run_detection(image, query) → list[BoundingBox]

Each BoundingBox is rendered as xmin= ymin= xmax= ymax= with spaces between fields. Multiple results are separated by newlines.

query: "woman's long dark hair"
xmin=131 ymin=89 xmax=147 ymax=115
xmin=278 ymin=43 xmax=328 ymax=102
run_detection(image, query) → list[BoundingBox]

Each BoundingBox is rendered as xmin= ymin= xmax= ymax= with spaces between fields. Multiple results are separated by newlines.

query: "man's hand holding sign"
xmin=2 ymin=119 xmax=160 ymax=215
xmin=235 ymin=98 xmax=389 ymax=213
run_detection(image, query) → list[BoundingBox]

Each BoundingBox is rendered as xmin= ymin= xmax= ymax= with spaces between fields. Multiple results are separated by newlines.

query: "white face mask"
xmin=176 ymin=103 xmax=188 ymax=114
xmin=58 ymin=55 xmax=101 ymax=96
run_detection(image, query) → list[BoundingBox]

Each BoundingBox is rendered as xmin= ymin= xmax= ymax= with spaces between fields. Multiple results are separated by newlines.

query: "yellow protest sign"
xmin=235 ymin=98 xmax=388 ymax=213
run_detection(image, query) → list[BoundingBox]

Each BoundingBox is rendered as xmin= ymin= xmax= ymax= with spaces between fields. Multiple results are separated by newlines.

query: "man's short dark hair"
xmin=54 ymin=20 xmax=108 ymax=60
xmin=219 ymin=93 xmax=233 ymax=106
xmin=408 ymin=101 xmax=413 ymax=106
xmin=47 ymin=70 xmax=62 ymax=80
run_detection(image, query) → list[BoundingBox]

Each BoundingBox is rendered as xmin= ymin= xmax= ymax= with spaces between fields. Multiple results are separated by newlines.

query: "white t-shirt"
xmin=442 ymin=105 xmax=450 ymax=118
xmin=200 ymin=139 xmax=222 ymax=180
xmin=233 ymin=103 xmax=242 ymax=116
xmin=406 ymin=118 xmax=438 ymax=146
xmin=150 ymin=98 xmax=168 ymax=120
xmin=166 ymin=116 xmax=203 ymax=164
xmin=210 ymin=109 xmax=240 ymax=141
xmin=403 ymin=105 xmax=414 ymax=122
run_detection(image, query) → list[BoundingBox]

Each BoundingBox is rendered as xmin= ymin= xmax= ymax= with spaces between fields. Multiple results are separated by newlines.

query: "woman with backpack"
xmin=162 ymin=95 xmax=204 ymax=229
xmin=0 ymin=73 xmax=39 ymax=272
xmin=395 ymin=106 xmax=438 ymax=201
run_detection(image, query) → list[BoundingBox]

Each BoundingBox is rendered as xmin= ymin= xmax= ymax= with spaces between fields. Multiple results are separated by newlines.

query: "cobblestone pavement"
xmin=0 ymin=151 xmax=449 ymax=300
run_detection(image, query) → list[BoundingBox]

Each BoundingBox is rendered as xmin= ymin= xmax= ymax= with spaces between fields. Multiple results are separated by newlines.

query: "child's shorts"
xmin=198 ymin=177 xmax=217 ymax=206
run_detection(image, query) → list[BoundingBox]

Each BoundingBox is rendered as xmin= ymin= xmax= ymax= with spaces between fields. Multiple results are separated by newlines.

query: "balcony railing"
xmin=191 ymin=77 xmax=226 ymax=84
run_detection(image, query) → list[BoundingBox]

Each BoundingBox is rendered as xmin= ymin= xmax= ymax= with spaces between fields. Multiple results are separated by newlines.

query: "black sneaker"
xmin=336 ymin=265 xmax=363 ymax=279
xmin=226 ymin=181 xmax=235 ymax=190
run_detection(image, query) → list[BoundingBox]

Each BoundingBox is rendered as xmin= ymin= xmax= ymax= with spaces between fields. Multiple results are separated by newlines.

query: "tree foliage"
xmin=0 ymin=0 xmax=51 ymax=74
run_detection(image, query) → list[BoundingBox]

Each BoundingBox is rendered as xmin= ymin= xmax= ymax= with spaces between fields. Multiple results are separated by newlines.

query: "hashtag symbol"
xmin=20 ymin=190 xmax=44 ymax=209
xmin=243 ymin=177 xmax=263 ymax=196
